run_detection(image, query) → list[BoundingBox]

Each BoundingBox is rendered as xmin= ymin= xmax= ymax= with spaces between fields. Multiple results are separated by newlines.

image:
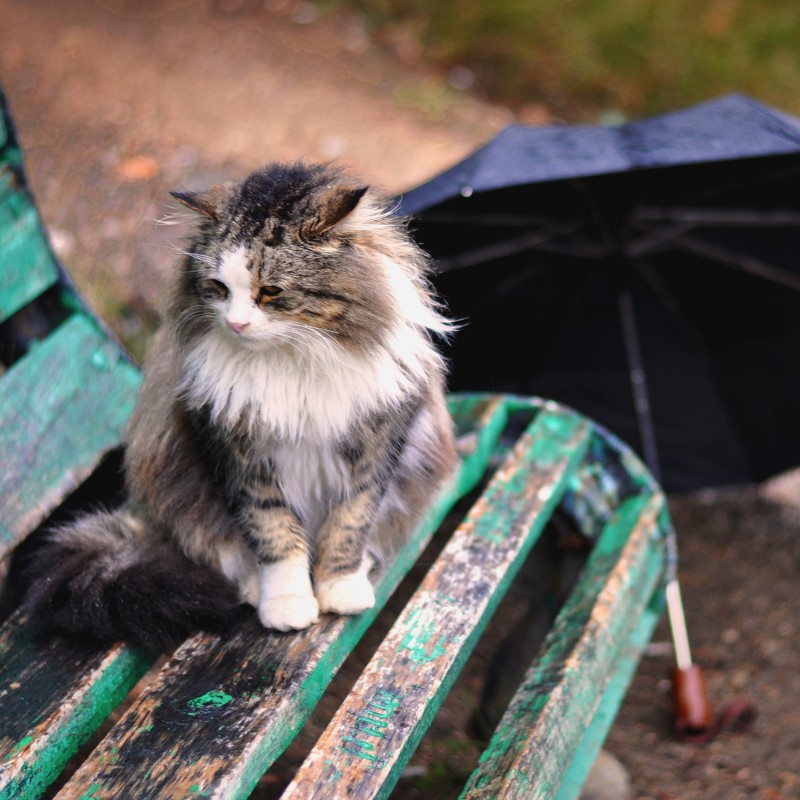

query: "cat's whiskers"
xmin=266 ymin=326 xmax=342 ymax=363
xmin=152 ymin=243 xmax=219 ymax=267
xmin=175 ymin=307 xmax=216 ymax=339
xmin=284 ymin=323 xmax=345 ymax=363
xmin=178 ymin=248 xmax=218 ymax=267
xmin=155 ymin=204 xmax=197 ymax=227
xmin=288 ymin=322 xmax=336 ymax=346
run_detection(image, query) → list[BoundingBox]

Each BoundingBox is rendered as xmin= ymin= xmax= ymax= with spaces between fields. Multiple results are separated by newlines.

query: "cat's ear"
xmin=313 ymin=184 xmax=369 ymax=234
xmin=170 ymin=185 xmax=229 ymax=220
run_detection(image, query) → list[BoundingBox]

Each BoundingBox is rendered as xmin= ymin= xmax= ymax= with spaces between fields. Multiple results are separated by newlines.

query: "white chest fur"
xmin=179 ymin=326 xmax=420 ymax=441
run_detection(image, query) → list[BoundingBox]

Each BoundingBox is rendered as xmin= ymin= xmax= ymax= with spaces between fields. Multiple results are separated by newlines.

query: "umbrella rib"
xmin=633 ymin=258 xmax=756 ymax=479
xmin=635 ymin=206 xmax=800 ymax=226
xmin=525 ymin=238 xmax=609 ymax=259
xmin=415 ymin=211 xmax=560 ymax=227
xmin=626 ymin=221 xmax=698 ymax=258
xmin=434 ymin=220 xmax=585 ymax=271
xmin=671 ymin=234 xmax=800 ymax=291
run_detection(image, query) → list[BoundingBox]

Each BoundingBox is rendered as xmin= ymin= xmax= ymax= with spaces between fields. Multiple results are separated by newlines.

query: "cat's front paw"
xmin=258 ymin=594 xmax=320 ymax=631
xmin=316 ymin=572 xmax=376 ymax=616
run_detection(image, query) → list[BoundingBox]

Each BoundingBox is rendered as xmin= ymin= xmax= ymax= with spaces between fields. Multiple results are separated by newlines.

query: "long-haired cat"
xmin=19 ymin=162 xmax=456 ymax=649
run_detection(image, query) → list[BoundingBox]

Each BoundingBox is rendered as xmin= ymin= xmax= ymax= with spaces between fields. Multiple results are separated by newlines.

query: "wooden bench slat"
xmin=281 ymin=407 xmax=592 ymax=800
xmin=52 ymin=396 xmax=512 ymax=800
xmin=553 ymin=596 xmax=663 ymax=800
xmin=0 ymin=612 xmax=153 ymax=800
xmin=0 ymin=185 xmax=60 ymax=324
xmin=0 ymin=313 xmax=140 ymax=557
xmin=461 ymin=492 xmax=667 ymax=799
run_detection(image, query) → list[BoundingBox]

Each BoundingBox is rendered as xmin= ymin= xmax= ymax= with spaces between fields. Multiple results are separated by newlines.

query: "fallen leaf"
xmin=116 ymin=155 xmax=159 ymax=182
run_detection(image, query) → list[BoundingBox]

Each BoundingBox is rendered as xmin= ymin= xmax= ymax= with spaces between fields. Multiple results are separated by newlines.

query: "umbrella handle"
xmin=665 ymin=579 xmax=713 ymax=734
xmin=673 ymin=663 xmax=713 ymax=735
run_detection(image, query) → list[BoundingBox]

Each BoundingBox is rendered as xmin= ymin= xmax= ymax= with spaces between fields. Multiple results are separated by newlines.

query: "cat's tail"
xmin=15 ymin=508 xmax=241 ymax=652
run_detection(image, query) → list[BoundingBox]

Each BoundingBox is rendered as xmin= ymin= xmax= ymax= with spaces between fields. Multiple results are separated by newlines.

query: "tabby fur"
xmin=20 ymin=162 xmax=456 ymax=649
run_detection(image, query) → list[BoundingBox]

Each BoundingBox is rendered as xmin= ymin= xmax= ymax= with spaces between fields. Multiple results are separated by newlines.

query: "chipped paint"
xmin=187 ymin=691 xmax=233 ymax=714
xmin=398 ymin=608 xmax=450 ymax=666
xmin=282 ymin=407 xmax=594 ymax=799
xmin=50 ymin=396 xmax=511 ymax=800
xmin=0 ymin=611 xmax=153 ymax=800
xmin=77 ymin=783 xmax=104 ymax=800
xmin=3 ymin=389 xmax=670 ymax=800
xmin=460 ymin=492 xmax=667 ymax=798
xmin=339 ymin=689 xmax=400 ymax=766
xmin=6 ymin=736 xmax=32 ymax=758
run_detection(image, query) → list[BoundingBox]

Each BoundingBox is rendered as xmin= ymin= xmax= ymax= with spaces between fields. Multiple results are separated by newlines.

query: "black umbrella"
xmin=399 ymin=93 xmax=800 ymax=495
xmin=399 ymin=94 xmax=796 ymax=732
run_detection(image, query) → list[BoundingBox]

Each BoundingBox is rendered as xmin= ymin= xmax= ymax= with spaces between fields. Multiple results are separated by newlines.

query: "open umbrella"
xmin=399 ymin=94 xmax=798 ymax=733
xmin=399 ymin=93 xmax=800 ymax=494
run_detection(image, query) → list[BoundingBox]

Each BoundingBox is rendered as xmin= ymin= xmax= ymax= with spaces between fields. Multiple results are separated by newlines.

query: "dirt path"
xmin=1 ymin=0 xmax=508 ymax=353
xmin=2 ymin=2 xmax=799 ymax=798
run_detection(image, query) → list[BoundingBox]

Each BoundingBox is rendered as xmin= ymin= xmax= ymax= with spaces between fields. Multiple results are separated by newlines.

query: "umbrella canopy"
xmin=399 ymin=95 xmax=800 ymax=492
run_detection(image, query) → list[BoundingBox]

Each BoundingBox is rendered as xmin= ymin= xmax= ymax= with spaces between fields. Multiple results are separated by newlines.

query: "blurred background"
xmin=351 ymin=0 xmax=800 ymax=120
xmin=6 ymin=0 xmax=800 ymax=361
xmin=1 ymin=1 xmax=799 ymax=798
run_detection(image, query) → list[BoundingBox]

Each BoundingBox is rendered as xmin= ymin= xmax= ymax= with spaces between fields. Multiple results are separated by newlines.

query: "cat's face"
xmin=172 ymin=164 xmax=393 ymax=352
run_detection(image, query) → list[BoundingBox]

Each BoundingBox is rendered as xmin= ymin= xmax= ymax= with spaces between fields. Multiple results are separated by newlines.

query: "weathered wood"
xmin=461 ymin=492 xmax=667 ymax=799
xmin=0 ymin=313 xmax=140 ymax=558
xmin=281 ymin=407 xmax=592 ymax=800
xmin=0 ymin=611 xmax=153 ymax=800
xmin=52 ymin=396 xmax=511 ymax=800
xmin=0 ymin=181 xmax=59 ymax=324
xmin=447 ymin=393 xmax=510 ymax=494
xmin=553 ymin=595 xmax=663 ymax=800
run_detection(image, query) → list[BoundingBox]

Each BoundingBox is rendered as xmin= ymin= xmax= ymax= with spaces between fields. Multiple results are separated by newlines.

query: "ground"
xmin=2 ymin=1 xmax=799 ymax=797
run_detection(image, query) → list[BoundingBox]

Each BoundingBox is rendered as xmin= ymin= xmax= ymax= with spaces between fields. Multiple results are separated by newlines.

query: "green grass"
xmin=346 ymin=0 xmax=800 ymax=119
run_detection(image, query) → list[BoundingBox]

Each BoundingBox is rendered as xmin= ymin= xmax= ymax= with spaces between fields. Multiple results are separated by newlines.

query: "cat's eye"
xmin=257 ymin=285 xmax=283 ymax=305
xmin=208 ymin=279 xmax=229 ymax=299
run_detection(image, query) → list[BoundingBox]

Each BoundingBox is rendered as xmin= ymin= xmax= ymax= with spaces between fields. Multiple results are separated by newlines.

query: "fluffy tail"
xmin=16 ymin=509 xmax=241 ymax=652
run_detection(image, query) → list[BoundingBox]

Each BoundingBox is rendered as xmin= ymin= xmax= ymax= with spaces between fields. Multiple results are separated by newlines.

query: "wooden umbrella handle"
xmin=673 ymin=663 xmax=712 ymax=734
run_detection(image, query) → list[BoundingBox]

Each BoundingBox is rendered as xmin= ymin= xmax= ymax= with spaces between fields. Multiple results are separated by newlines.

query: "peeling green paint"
xmin=460 ymin=493 xmax=667 ymax=798
xmin=0 ymin=313 xmax=141 ymax=555
xmin=0 ymin=621 xmax=153 ymax=800
xmin=6 ymin=736 xmax=32 ymax=759
xmin=186 ymin=690 xmax=233 ymax=715
xmin=78 ymin=783 xmax=104 ymax=800
xmin=339 ymin=689 xmax=400 ymax=765
xmin=435 ymin=593 xmax=456 ymax=606
xmin=2 ymin=388 xmax=667 ymax=800
xmin=398 ymin=608 xmax=451 ymax=666
xmin=0 ymin=189 xmax=59 ymax=324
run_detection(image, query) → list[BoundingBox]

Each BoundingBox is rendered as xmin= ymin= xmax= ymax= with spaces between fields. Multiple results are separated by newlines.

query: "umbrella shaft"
xmin=618 ymin=289 xmax=662 ymax=482
xmin=666 ymin=579 xmax=693 ymax=670
xmin=617 ymin=292 xmax=696 ymax=671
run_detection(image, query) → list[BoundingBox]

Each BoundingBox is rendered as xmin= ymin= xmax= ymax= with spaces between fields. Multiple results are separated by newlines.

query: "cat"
xmin=19 ymin=162 xmax=457 ymax=649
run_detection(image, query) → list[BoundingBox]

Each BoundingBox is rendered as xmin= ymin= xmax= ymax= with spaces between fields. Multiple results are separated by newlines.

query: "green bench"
xmin=0 ymin=90 xmax=671 ymax=800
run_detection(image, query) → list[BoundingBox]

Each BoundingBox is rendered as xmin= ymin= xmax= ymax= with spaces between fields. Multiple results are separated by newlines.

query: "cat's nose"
xmin=226 ymin=319 xmax=250 ymax=334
